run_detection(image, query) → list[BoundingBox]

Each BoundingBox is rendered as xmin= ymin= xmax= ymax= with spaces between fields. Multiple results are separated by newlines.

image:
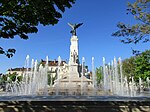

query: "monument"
xmin=52 ymin=23 xmax=93 ymax=95
xmin=68 ymin=23 xmax=82 ymax=75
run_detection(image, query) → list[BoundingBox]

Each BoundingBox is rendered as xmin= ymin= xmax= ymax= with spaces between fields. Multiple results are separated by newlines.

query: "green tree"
xmin=96 ymin=66 xmax=103 ymax=85
xmin=0 ymin=74 xmax=7 ymax=84
xmin=134 ymin=50 xmax=150 ymax=81
xmin=122 ymin=57 xmax=136 ymax=81
xmin=0 ymin=0 xmax=75 ymax=58
xmin=122 ymin=50 xmax=150 ymax=82
xmin=7 ymin=72 xmax=19 ymax=82
xmin=112 ymin=0 xmax=150 ymax=55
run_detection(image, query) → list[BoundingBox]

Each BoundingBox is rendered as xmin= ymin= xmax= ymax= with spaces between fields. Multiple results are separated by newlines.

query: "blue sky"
xmin=0 ymin=0 xmax=149 ymax=73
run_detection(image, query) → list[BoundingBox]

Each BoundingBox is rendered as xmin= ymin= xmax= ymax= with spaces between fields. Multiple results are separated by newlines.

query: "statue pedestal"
xmin=69 ymin=63 xmax=78 ymax=73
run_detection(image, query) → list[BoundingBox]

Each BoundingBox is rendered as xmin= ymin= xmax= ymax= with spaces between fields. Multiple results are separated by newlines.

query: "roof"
xmin=7 ymin=67 xmax=31 ymax=71
xmin=40 ymin=60 xmax=66 ymax=66
xmin=7 ymin=60 xmax=67 ymax=71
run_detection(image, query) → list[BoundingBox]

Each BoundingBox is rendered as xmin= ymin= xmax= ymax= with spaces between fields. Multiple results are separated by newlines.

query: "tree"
xmin=122 ymin=50 xmax=150 ymax=82
xmin=112 ymin=0 xmax=150 ymax=55
xmin=96 ymin=66 xmax=103 ymax=85
xmin=6 ymin=72 xmax=21 ymax=82
xmin=134 ymin=50 xmax=150 ymax=81
xmin=0 ymin=0 xmax=75 ymax=58
xmin=122 ymin=57 xmax=136 ymax=81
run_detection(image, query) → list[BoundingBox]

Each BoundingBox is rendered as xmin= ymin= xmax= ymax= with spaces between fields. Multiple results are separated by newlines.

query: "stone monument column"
xmin=68 ymin=23 xmax=83 ymax=75
xmin=68 ymin=35 xmax=79 ymax=74
xmin=69 ymin=35 xmax=78 ymax=65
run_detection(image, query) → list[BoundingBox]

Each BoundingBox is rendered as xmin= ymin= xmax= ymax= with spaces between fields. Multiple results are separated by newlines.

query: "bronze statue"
xmin=68 ymin=23 xmax=83 ymax=36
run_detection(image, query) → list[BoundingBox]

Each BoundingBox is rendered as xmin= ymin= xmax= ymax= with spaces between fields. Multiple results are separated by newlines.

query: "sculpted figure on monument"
xmin=68 ymin=23 xmax=83 ymax=36
xmin=73 ymin=50 xmax=77 ymax=63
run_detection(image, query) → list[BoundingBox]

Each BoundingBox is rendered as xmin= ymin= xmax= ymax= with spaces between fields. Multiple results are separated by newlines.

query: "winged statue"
xmin=68 ymin=23 xmax=83 ymax=36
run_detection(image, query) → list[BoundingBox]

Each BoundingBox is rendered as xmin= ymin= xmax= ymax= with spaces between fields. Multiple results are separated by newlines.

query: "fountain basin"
xmin=0 ymin=95 xmax=150 ymax=101
xmin=0 ymin=96 xmax=150 ymax=112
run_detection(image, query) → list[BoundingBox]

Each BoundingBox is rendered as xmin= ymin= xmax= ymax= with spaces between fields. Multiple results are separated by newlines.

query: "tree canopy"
xmin=122 ymin=50 xmax=150 ymax=82
xmin=112 ymin=0 xmax=150 ymax=54
xmin=122 ymin=56 xmax=136 ymax=81
xmin=134 ymin=50 xmax=150 ymax=81
xmin=0 ymin=0 xmax=75 ymax=58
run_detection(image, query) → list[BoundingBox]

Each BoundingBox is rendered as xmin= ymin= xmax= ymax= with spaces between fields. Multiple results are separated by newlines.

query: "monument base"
xmin=52 ymin=62 xmax=93 ymax=95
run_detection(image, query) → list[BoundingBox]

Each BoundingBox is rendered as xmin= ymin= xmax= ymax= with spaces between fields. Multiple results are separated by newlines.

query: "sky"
xmin=0 ymin=0 xmax=149 ymax=73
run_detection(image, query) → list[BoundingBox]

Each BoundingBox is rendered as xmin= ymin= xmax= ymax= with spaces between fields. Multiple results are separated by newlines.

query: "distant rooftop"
xmin=7 ymin=67 xmax=31 ymax=71
xmin=7 ymin=60 xmax=67 ymax=71
xmin=40 ymin=60 xmax=67 ymax=66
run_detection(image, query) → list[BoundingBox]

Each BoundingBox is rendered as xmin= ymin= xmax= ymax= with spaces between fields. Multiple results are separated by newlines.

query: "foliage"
xmin=17 ymin=75 xmax=23 ymax=82
xmin=134 ymin=50 xmax=150 ymax=81
xmin=0 ymin=0 xmax=75 ymax=58
xmin=47 ymin=71 xmax=57 ymax=85
xmin=9 ymin=73 xmax=16 ymax=82
xmin=0 ymin=74 xmax=7 ymax=84
xmin=0 ymin=47 xmax=16 ymax=58
xmin=96 ymin=66 xmax=103 ymax=85
xmin=0 ymin=72 xmax=22 ymax=83
xmin=122 ymin=57 xmax=136 ymax=81
xmin=112 ymin=0 xmax=150 ymax=54
xmin=7 ymin=72 xmax=23 ymax=82
xmin=122 ymin=50 xmax=150 ymax=82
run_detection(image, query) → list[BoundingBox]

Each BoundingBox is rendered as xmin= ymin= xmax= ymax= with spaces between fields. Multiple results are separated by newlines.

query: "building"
xmin=40 ymin=60 xmax=67 ymax=78
xmin=7 ymin=68 xmax=31 ymax=76
xmin=6 ymin=60 xmax=67 ymax=78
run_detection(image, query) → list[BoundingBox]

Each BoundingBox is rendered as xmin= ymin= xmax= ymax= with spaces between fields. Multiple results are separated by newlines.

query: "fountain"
xmin=0 ymin=23 xmax=149 ymax=112
xmin=2 ymin=47 xmax=149 ymax=98
xmin=1 ymin=23 xmax=150 ymax=97
xmin=147 ymin=77 xmax=150 ymax=90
